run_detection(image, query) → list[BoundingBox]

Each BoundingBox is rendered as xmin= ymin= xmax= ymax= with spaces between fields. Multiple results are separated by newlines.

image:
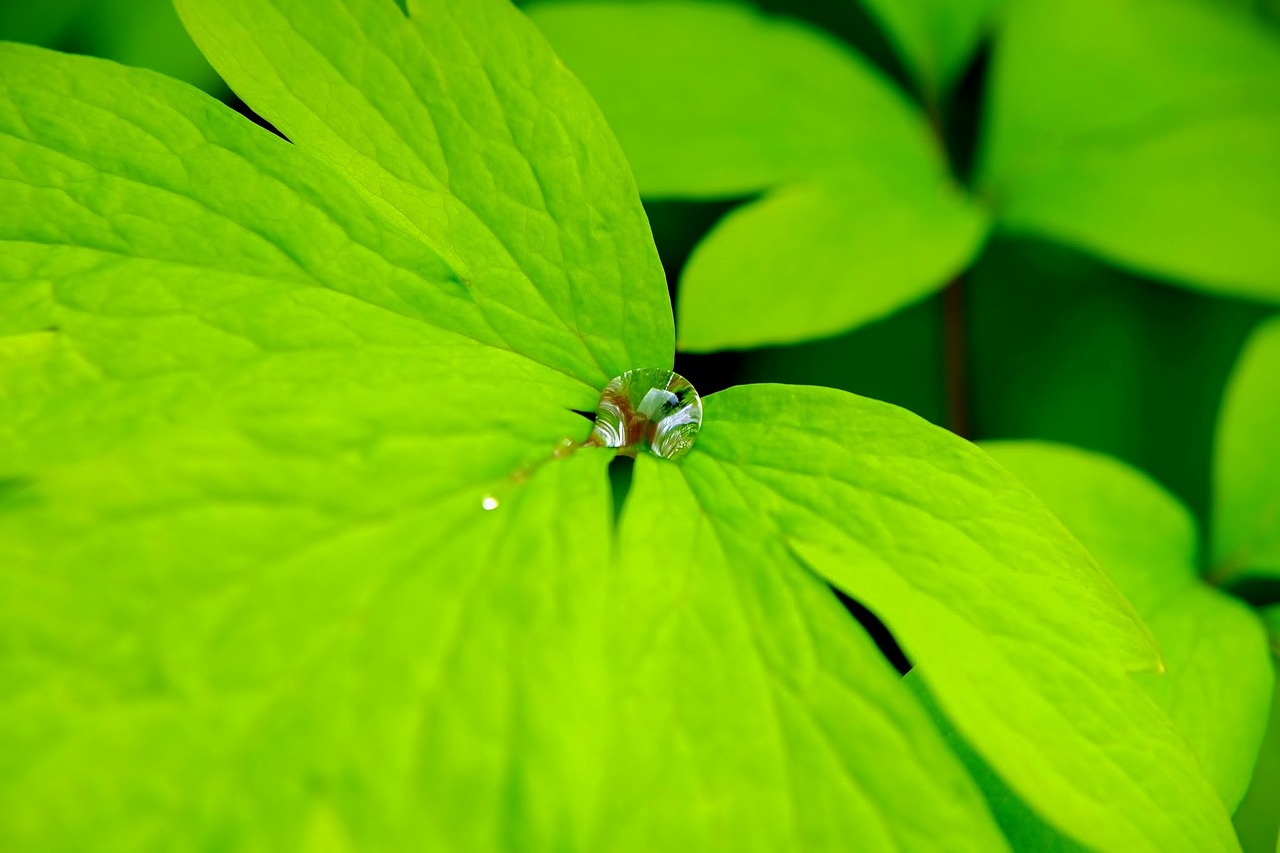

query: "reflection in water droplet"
xmin=481 ymin=496 xmax=499 ymax=511
xmin=588 ymin=369 xmax=702 ymax=461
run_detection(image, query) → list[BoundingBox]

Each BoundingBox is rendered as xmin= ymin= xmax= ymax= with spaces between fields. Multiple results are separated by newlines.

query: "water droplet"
xmin=587 ymin=369 xmax=702 ymax=461
xmin=481 ymin=495 xmax=499 ymax=511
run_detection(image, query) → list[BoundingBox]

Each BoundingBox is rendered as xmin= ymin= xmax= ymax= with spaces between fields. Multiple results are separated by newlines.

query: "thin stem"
xmin=943 ymin=276 xmax=970 ymax=439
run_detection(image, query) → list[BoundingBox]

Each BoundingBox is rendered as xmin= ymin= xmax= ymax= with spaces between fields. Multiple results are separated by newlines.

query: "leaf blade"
xmin=677 ymin=172 xmax=987 ymax=351
xmin=175 ymin=0 xmax=673 ymax=385
xmin=983 ymin=441 xmax=1274 ymax=809
xmin=981 ymin=0 xmax=1280 ymax=303
xmin=618 ymin=456 xmax=1008 ymax=850
xmin=1214 ymin=315 xmax=1280 ymax=582
xmin=691 ymin=384 xmax=1237 ymax=852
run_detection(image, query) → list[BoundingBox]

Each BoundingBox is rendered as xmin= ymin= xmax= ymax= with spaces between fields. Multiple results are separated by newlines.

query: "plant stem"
xmin=943 ymin=276 xmax=970 ymax=439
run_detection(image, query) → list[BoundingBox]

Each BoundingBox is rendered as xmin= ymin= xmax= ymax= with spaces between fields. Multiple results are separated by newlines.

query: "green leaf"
xmin=854 ymin=0 xmax=1001 ymax=99
xmin=981 ymin=0 xmax=1280 ymax=303
xmin=529 ymin=1 xmax=988 ymax=351
xmin=0 ymin=41 xmax=600 ymax=457
xmin=677 ymin=170 xmax=986 ymax=350
xmin=1213 ymin=315 xmax=1280 ymax=582
xmin=606 ymin=456 xmax=1008 ymax=849
xmin=688 ymin=385 xmax=1236 ymax=850
xmin=174 ymin=0 xmax=673 ymax=387
xmin=982 ymin=441 xmax=1274 ymax=809
xmin=1 ymin=436 xmax=624 ymax=850
xmin=903 ymin=672 xmax=1087 ymax=853
xmin=1233 ymin=608 xmax=1280 ymax=853
xmin=527 ymin=0 xmax=927 ymax=197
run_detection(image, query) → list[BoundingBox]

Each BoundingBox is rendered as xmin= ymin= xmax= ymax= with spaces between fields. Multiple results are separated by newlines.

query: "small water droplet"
xmin=481 ymin=495 xmax=499 ymax=511
xmin=588 ymin=369 xmax=702 ymax=461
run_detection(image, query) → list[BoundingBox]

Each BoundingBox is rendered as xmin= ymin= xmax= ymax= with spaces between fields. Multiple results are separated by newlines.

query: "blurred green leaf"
xmin=693 ymin=385 xmax=1237 ymax=851
xmin=530 ymin=1 xmax=987 ymax=351
xmin=80 ymin=0 xmax=222 ymax=91
xmin=982 ymin=0 xmax=1280 ymax=304
xmin=1 ymin=0 xmax=222 ymax=93
xmin=1232 ymin=608 xmax=1280 ymax=853
xmin=853 ymin=0 xmax=1000 ymax=99
xmin=177 ymin=0 xmax=674 ymax=387
xmin=529 ymin=0 xmax=927 ymax=197
xmin=1214 ymin=315 xmax=1280 ymax=583
xmin=678 ymin=170 xmax=986 ymax=350
xmin=983 ymin=442 xmax=1274 ymax=809
xmin=608 ymin=455 xmax=1009 ymax=849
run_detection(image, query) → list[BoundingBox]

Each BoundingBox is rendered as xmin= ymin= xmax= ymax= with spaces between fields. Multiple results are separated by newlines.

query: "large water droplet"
xmin=587 ymin=369 xmax=702 ymax=461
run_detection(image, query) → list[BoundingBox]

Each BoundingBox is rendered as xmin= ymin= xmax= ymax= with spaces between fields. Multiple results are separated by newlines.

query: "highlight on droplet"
xmin=481 ymin=495 xmax=499 ymax=511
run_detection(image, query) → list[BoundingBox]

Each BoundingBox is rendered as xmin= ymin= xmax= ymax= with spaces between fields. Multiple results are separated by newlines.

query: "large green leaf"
xmin=0 ymin=29 xmax=630 ymax=852
xmin=689 ymin=385 xmax=1236 ymax=850
xmin=606 ymin=456 xmax=1008 ymax=849
xmin=175 ymin=0 xmax=673 ymax=387
xmin=1233 ymin=608 xmax=1280 ymax=853
xmin=853 ymin=0 xmax=1000 ymax=99
xmin=981 ymin=0 xmax=1280 ymax=303
xmin=529 ymin=1 xmax=988 ymax=352
xmin=982 ymin=442 xmax=1273 ymax=809
xmin=1 ymin=436 xmax=621 ymax=850
xmin=1213 ymin=315 xmax=1280 ymax=583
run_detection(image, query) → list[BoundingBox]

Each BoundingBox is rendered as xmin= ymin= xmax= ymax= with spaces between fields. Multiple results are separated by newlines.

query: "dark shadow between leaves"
xmin=832 ymin=586 xmax=913 ymax=675
xmin=607 ymin=455 xmax=635 ymax=523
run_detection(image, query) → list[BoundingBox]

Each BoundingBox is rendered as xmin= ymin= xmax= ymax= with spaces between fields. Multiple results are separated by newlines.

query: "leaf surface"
xmin=528 ymin=0 xmax=926 ymax=197
xmin=604 ymin=456 xmax=1008 ymax=850
xmin=0 ymin=34 xmax=632 ymax=852
xmin=983 ymin=441 xmax=1273 ymax=809
xmin=1214 ymin=315 xmax=1280 ymax=582
xmin=1 ymin=435 xmax=626 ymax=850
xmin=0 ymin=43 xmax=601 ymax=466
xmin=677 ymin=171 xmax=986 ymax=350
xmin=529 ymin=0 xmax=987 ymax=351
xmin=981 ymin=0 xmax=1280 ymax=303
xmin=175 ymin=0 xmax=673 ymax=386
xmin=1232 ymin=608 xmax=1280 ymax=853
xmin=689 ymin=384 xmax=1237 ymax=851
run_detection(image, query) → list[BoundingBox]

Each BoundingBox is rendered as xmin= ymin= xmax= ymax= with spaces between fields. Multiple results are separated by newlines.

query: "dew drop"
xmin=481 ymin=495 xmax=499 ymax=511
xmin=587 ymin=369 xmax=702 ymax=461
